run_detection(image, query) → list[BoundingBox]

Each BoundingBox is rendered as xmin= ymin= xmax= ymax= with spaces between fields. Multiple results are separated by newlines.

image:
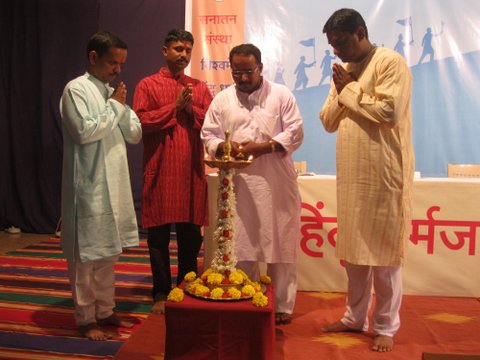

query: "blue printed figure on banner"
xmin=318 ymin=50 xmax=336 ymax=86
xmin=294 ymin=37 xmax=316 ymax=90
xmin=274 ymin=61 xmax=286 ymax=85
xmin=394 ymin=34 xmax=406 ymax=58
xmin=418 ymin=22 xmax=444 ymax=64
xmin=293 ymin=55 xmax=316 ymax=90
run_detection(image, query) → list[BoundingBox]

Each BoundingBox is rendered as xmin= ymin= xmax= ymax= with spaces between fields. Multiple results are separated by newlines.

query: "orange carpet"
xmin=115 ymin=291 xmax=480 ymax=359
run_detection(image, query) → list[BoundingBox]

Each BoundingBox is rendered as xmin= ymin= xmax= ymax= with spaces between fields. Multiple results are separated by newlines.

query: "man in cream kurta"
xmin=60 ymin=31 xmax=141 ymax=340
xmin=202 ymin=44 xmax=303 ymax=325
xmin=319 ymin=9 xmax=414 ymax=352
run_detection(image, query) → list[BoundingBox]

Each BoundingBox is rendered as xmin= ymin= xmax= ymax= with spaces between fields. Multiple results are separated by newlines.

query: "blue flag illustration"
xmin=299 ymin=38 xmax=315 ymax=47
xmin=396 ymin=16 xmax=412 ymax=26
xmin=396 ymin=16 xmax=414 ymax=44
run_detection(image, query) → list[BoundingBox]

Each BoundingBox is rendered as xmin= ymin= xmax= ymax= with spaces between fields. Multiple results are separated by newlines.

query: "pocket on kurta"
xmin=256 ymin=112 xmax=280 ymax=139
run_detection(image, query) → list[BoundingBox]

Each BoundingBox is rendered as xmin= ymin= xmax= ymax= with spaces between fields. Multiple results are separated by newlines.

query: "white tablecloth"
xmin=205 ymin=175 xmax=480 ymax=297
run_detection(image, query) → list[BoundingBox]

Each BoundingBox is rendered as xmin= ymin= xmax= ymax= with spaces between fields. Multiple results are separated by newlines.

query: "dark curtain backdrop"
xmin=0 ymin=0 xmax=185 ymax=233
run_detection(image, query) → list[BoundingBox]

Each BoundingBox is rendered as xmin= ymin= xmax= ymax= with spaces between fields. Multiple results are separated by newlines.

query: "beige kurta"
xmin=320 ymin=47 xmax=415 ymax=266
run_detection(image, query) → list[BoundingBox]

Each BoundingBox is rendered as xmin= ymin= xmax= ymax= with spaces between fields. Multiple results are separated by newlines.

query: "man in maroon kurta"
xmin=133 ymin=29 xmax=212 ymax=313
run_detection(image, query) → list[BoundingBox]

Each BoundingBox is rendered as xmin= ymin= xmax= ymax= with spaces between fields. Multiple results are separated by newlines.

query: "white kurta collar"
xmin=85 ymin=72 xmax=111 ymax=99
xmin=235 ymin=78 xmax=267 ymax=110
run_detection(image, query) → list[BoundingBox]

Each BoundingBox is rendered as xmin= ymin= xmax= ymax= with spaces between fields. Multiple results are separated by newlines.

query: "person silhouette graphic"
xmin=318 ymin=50 xmax=336 ymax=85
xmin=293 ymin=55 xmax=315 ymax=90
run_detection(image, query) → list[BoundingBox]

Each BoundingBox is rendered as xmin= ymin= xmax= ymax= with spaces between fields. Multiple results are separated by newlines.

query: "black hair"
xmin=229 ymin=43 xmax=262 ymax=64
xmin=323 ymin=8 xmax=369 ymax=39
xmin=86 ymin=31 xmax=127 ymax=59
xmin=164 ymin=29 xmax=194 ymax=46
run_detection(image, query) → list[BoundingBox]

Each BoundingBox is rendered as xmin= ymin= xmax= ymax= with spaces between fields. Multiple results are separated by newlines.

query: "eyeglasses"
xmin=231 ymin=66 xmax=259 ymax=78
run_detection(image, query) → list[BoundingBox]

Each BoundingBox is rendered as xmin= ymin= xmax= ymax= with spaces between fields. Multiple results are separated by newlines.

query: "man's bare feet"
xmin=79 ymin=323 xmax=113 ymax=341
xmin=372 ymin=334 xmax=394 ymax=352
xmin=97 ymin=313 xmax=134 ymax=328
xmin=322 ymin=320 xmax=360 ymax=333
xmin=151 ymin=300 xmax=165 ymax=314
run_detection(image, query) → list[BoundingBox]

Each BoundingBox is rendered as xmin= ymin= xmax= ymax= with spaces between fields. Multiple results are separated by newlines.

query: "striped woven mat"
xmin=0 ymin=237 xmax=171 ymax=359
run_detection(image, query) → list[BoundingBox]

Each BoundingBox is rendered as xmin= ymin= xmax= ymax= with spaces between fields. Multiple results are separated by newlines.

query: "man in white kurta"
xmin=201 ymin=44 xmax=303 ymax=325
xmin=60 ymin=31 xmax=141 ymax=340
xmin=319 ymin=9 xmax=414 ymax=352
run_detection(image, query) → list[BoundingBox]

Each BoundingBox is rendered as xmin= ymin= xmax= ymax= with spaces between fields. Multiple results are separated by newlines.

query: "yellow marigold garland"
xmin=260 ymin=275 xmax=272 ymax=284
xmin=167 ymin=287 xmax=184 ymax=302
xmin=166 ymin=271 xmax=270 ymax=307
xmin=193 ymin=284 xmax=210 ymax=296
xmin=207 ymin=272 xmax=223 ymax=285
xmin=184 ymin=271 xmax=197 ymax=282
xmin=227 ymin=287 xmax=242 ymax=299
xmin=241 ymin=284 xmax=256 ymax=297
xmin=252 ymin=292 xmax=268 ymax=307
xmin=229 ymin=270 xmax=244 ymax=285
xmin=210 ymin=287 xmax=224 ymax=299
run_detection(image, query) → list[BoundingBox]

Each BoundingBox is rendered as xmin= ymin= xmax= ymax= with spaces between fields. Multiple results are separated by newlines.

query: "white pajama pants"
xmin=341 ymin=262 xmax=402 ymax=337
xmin=67 ymin=254 xmax=119 ymax=326
xmin=236 ymin=261 xmax=297 ymax=314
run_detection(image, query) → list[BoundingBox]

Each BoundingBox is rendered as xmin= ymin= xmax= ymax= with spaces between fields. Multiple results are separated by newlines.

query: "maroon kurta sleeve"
xmin=133 ymin=77 xmax=177 ymax=133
